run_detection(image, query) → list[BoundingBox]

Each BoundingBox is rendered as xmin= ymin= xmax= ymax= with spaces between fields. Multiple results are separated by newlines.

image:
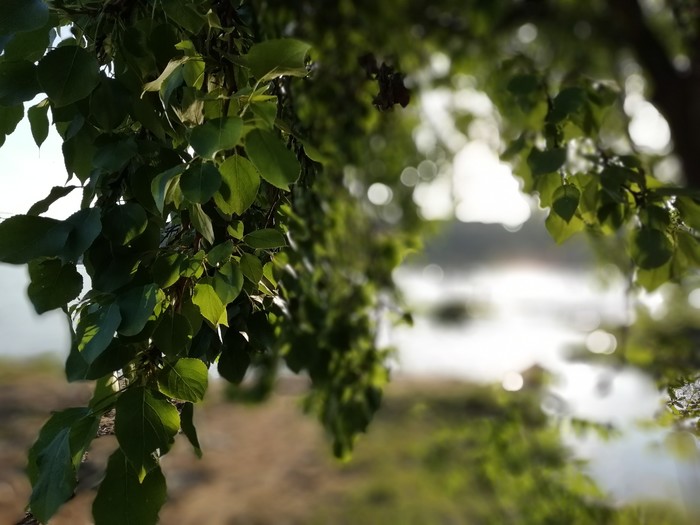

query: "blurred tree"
xmin=1 ymin=0 xmax=700 ymax=523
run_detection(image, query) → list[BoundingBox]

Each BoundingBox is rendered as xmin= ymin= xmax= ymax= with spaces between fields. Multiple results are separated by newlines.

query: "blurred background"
xmin=4 ymin=0 xmax=700 ymax=523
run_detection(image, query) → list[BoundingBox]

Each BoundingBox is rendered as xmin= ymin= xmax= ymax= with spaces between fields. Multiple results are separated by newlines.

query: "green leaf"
xmin=152 ymin=311 xmax=192 ymax=357
xmin=37 ymin=46 xmax=100 ymax=107
xmin=27 ymin=185 xmax=77 ymax=216
xmin=0 ymin=0 xmax=49 ymax=34
xmin=636 ymin=261 xmax=673 ymax=292
xmin=161 ymin=0 xmax=206 ymax=33
xmin=245 ymin=38 xmax=311 ymax=80
xmin=0 ymin=103 xmax=23 ymax=138
xmin=190 ymin=117 xmax=243 ymax=159
xmin=115 ymin=387 xmax=180 ymax=478
xmin=27 ymin=407 xmax=92 ymax=485
xmin=92 ymin=449 xmax=167 ymax=525
xmin=251 ymin=100 xmax=278 ymax=128
xmin=89 ymin=76 xmax=130 ymax=131
xmin=102 ymin=202 xmax=148 ymax=245
xmin=244 ymin=228 xmax=286 ymax=249
xmin=28 ymin=407 xmax=98 ymax=522
xmin=158 ymin=357 xmax=209 ymax=403
xmin=79 ymin=339 xmax=139 ymax=381
xmin=90 ymin=374 xmax=119 ymax=412
xmin=527 ymin=148 xmax=567 ymax=177
xmin=180 ymin=162 xmax=222 ymax=203
xmin=240 ymin=252 xmax=263 ymax=284
xmin=215 ymin=155 xmax=260 ymax=215
xmin=207 ymin=240 xmax=234 ymax=266
xmin=631 ymin=228 xmax=673 ymax=270
xmin=545 ymin=211 xmax=585 ymax=244
xmin=552 ymin=184 xmax=580 ymax=222
xmin=117 ymin=284 xmax=159 ymax=337
xmin=218 ymin=330 xmax=249 ymax=384
xmin=63 ymin=208 xmax=102 ymax=263
xmin=27 ymin=259 xmax=83 ymax=314
xmin=0 ymin=60 xmax=40 ymax=106
xmin=142 ymin=57 xmax=187 ymax=95
xmin=180 ymin=402 xmax=202 ymax=458
xmin=213 ymin=261 xmax=244 ymax=304
xmin=151 ymin=164 xmax=186 ymax=214
xmin=675 ymin=197 xmax=700 ymax=231
xmin=192 ymin=282 xmax=228 ymax=327
xmin=548 ymin=87 xmax=587 ymax=124
xmin=93 ymin=137 xmax=138 ymax=172
xmin=29 ymin=428 xmax=75 ymax=523
xmin=76 ymin=303 xmax=122 ymax=364
xmin=152 ymin=252 xmax=186 ymax=288
xmin=245 ymin=129 xmax=300 ymax=190
xmin=0 ymin=215 xmax=67 ymax=264
xmin=506 ymin=74 xmax=539 ymax=96
xmin=189 ymin=203 xmax=215 ymax=244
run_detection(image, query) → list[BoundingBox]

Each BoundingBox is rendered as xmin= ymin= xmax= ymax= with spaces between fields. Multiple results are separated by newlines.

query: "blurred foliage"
xmin=313 ymin=382 xmax=687 ymax=524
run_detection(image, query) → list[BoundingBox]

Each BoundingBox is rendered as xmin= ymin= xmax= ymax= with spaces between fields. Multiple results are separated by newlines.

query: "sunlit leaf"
xmin=158 ymin=357 xmax=209 ymax=403
xmin=245 ymin=129 xmax=299 ymax=190
xmin=245 ymin=38 xmax=311 ymax=81
xmin=215 ymin=155 xmax=260 ymax=215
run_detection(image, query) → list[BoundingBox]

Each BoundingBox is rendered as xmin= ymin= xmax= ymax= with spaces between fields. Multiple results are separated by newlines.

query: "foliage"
xmin=312 ymin=382 xmax=687 ymax=524
xmin=2 ymin=0 xmax=700 ymax=523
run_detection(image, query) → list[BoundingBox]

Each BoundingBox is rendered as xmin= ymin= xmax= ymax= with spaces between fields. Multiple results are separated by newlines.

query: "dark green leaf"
xmin=29 ymin=428 xmax=74 ymax=523
xmin=548 ymin=87 xmax=587 ymax=124
xmin=161 ymin=0 xmax=206 ymax=33
xmin=92 ymin=449 xmax=167 ymax=525
xmin=215 ymin=155 xmax=260 ymax=215
xmin=93 ymin=137 xmax=138 ymax=172
xmin=245 ymin=129 xmax=300 ymax=190
xmin=27 ymin=185 xmax=76 ymax=216
xmin=102 ymin=202 xmax=148 ymax=245
xmin=27 ymin=408 xmax=92 ymax=485
xmin=180 ymin=162 xmax=221 ymax=203
xmin=527 ymin=148 xmax=567 ymax=177
xmin=631 ymin=228 xmax=673 ymax=269
xmin=0 ymin=0 xmax=49 ymax=34
xmin=207 ymin=240 xmax=234 ymax=267
xmin=152 ymin=311 xmax=192 ymax=357
xmin=190 ymin=117 xmax=243 ymax=159
xmin=75 ymin=303 xmax=122 ymax=364
xmin=251 ymin=100 xmax=277 ymax=128
xmin=0 ymin=214 xmax=67 ymax=264
xmin=218 ymin=330 xmax=249 ymax=384
xmin=89 ymin=76 xmax=130 ymax=131
xmin=37 ymin=46 xmax=100 ymax=107
xmin=189 ymin=203 xmax=215 ymax=244
xmin=552 ymin=184 xmax=580 ymax=222
xmin=180 ymin=402 xmax=202 ymax=458
xmin=152 ymin=252 xmax=186 ymax=288
xmin=245 ymin=38 xmax=311 ymax=80
xmin=27 ymin=259 xmax=83 ymax=314
xmin=0 ymin=104 xmax=24 ymax=137
xmin=63 ymin=208 xmax=102 ymax=263
xmin=244 ymin=228 xmax=286 ymax=249
xmin=0 ymin=60 xmax=40 ymax=106
xmin=151 ymin=164 xmax=185 ymax=214
xmin=506 ymin=74 xmax=539 ymax=96
xmin=117 ymin=284 xmax=159 ymax=337
xmin=158 ymin=357 xmax=208 ymax=403
xmin=115 ymin=387 xmax=180 ymax=479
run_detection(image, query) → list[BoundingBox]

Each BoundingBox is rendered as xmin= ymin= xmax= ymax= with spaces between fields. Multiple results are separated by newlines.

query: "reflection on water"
xmin=389 ymin=263 xmax=700 ymax=511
